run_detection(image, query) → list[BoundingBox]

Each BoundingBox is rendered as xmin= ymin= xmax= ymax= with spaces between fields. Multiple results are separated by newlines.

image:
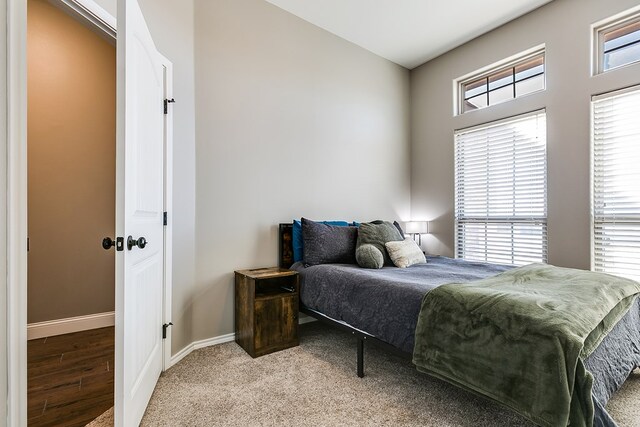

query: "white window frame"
xmin=454 ymin=45 xmax=545 ymax=116
xmin=592 ymin=5 xmax=640 ymax=75
xmin=590 ymin=84 xmax=640 ymax=280
xmin=454 ymin=109 xmax=548 ymax=266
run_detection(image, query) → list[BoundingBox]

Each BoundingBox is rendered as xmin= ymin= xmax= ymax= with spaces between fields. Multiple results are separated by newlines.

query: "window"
xmin=458 ymin=49 xmax=545 ymax=114
xmin=595 ymin=9 xmax=640 ymax=74
xmin=455 ymin=110 xmax=547 ymax=265
xmin=592 ymin=86 xmax=640 ymax=280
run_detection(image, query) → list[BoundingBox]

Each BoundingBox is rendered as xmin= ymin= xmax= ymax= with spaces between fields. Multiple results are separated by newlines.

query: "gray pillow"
xmin=356 ymin=220 xmax=404 ymax=267
xmin=355 ymin=243 xmax=384 ymax=269
xmin=302 ymin=218 xmax=357 ymax=266
xmin=393 ymin=221 xmax=405 ymax=239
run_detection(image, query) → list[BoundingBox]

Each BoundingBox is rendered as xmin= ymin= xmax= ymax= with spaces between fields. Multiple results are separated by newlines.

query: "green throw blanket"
xmin=412 ymin=263 xmax=640 ymax=427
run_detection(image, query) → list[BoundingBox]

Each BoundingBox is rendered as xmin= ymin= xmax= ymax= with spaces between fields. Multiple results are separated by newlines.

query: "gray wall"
xmin=87 ymin=0 xmax=410 ymax=351
xmin=193 ymin=0 xmax=410 ymax=342
xmin=92 ymin=0 xmax=197 ymax=354
xmin=411 ymin=0 xmax=640 ymax=269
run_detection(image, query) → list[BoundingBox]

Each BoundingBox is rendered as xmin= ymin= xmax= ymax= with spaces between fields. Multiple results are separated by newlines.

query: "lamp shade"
xmin=404 ymin=221 xmax=429 ymax=234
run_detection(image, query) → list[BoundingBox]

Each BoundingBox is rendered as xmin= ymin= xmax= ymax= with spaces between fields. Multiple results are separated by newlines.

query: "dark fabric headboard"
xmin=279 ymin=223 xmax=294 ymax=269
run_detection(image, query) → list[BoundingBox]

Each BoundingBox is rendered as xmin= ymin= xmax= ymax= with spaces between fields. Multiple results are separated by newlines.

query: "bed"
xmin=278 ymin=223 xmax=640 ymax=427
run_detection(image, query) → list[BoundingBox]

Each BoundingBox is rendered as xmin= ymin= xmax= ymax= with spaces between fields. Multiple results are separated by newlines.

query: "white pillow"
xmin=385 ymin=238 xmax=427 ymax=268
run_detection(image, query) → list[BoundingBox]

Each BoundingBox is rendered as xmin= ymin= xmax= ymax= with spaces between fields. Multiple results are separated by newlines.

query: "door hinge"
xmin=162 ymin=322 xmax=173 ymax=339
xmin=163 ymin=211 xmax=168 ymax=226
xmin=163 ymin=98 xmax=175 ymax=114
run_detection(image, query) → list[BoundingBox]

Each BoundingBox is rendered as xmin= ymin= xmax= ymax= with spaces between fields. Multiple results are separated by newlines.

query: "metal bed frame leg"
xmin=302 ymin=306 xmax=409 ymax=379
xmin=357 ymin=337 xmax=364 ymax=378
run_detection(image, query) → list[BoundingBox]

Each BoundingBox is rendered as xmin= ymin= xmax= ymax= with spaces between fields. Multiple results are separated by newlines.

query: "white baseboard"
xmin=168 ymin=317 xmax=317 ymax=368
xmin=27 ymin=311 xmax=115 ymax=341
xmin=169 ymin=332 xmax=236 ymax=367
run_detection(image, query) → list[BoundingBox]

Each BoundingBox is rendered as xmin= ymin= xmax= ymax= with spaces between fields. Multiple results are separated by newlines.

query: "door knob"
xmin=127 ymin=236 xmax=148 ymax=250
xmin=102 ymin=237 xmax=124 ymax=251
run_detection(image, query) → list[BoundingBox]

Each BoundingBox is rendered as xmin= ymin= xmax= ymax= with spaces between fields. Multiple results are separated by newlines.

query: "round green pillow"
xmin=356 ymin=243 xmax=384 ymax=269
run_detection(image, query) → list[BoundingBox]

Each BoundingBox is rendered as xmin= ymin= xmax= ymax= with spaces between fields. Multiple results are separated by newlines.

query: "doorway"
xmin=27 ymin=0 xmax=116 ymax=424
xmin=7 ymin=0 xmax=174 ymax=424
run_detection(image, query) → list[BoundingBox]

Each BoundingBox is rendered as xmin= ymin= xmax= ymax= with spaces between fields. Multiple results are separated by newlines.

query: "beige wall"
xmin=411 ymin=0 xmax=640 ymax=269
xmin=27 ymin=0 xmax=116 ymax=323
xmin=75 ymin=0 xmax=408 ymax=351
xmin=193 ymin=0 xmax=410 ymax=341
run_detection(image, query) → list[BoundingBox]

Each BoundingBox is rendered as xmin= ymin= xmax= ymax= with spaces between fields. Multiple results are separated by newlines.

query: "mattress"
xmin=292 ymin=256 xmax=640 ymax=425
xmin=293 ymin=256 xmax=512 ymax=353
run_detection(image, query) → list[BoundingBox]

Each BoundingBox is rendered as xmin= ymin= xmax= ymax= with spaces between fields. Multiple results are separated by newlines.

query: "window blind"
xmin=455 ymin=110 xmax=547 ymax=265
xmin=592 ymin=86 xmax=640 ymax=280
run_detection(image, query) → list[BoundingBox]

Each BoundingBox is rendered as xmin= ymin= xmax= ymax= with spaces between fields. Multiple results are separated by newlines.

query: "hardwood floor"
xmin=28 ymin=327 xmax=114 ymax=427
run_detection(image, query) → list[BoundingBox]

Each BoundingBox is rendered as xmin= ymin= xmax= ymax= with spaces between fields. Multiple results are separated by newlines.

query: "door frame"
xmin=6 ymin=1 xmax=28 ymax=426
xmin=4 ymin=0 xmax=174 ymax=424
xmin=0 ymin=4 xmax=7 ymax=424
xmin=161 ymin=55 xmax=174 ymax=370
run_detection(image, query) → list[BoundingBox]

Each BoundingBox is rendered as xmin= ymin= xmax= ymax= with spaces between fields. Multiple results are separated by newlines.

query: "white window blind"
xmin=455 ymin=110 xmax=547 ymax=265
xmin=592 ymin=86 xmax=640 ymax=280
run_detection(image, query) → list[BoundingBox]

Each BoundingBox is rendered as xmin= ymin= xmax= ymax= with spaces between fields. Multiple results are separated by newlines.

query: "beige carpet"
xmin=89 ymin=323 xmax=640 ymax=426
xmin=87 ymin=406 xmax=113 ymax=426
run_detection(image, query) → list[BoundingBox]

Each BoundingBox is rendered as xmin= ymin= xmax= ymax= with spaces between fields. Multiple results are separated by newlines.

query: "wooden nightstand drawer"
xmin=235 ymin=267 xmax=299 ymax=357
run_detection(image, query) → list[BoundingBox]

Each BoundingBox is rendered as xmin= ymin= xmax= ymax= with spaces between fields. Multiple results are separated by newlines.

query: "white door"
xmin=115 ymin=0 xmax=165 ymax=425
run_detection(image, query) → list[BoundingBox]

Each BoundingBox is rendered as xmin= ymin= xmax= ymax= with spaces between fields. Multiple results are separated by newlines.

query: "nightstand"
xmin=234 ymin=267 xmax=299 ymax=357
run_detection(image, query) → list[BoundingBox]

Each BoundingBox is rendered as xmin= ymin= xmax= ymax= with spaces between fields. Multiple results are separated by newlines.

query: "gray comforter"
xmin=292 ymin=256 xmax=640 ymax=426
xmin=293 ymin=256 xmax=512 ymax=353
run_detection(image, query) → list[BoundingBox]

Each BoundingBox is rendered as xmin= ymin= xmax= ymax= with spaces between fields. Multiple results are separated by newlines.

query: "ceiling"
xmin=265 ymin=0 xmax=553 ymax=69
